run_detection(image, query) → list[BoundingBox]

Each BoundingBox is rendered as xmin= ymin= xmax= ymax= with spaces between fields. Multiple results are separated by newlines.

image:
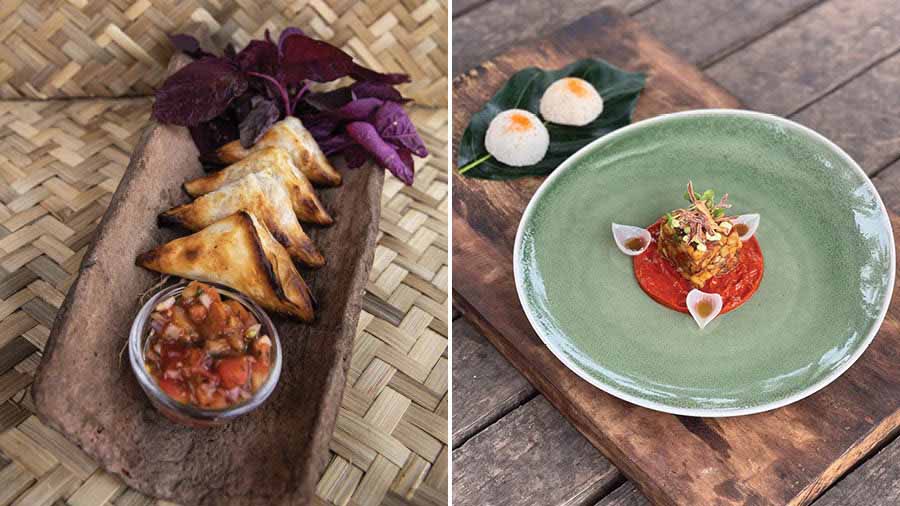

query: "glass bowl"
xmin=129 ymin=280 xmax=282 ymax=427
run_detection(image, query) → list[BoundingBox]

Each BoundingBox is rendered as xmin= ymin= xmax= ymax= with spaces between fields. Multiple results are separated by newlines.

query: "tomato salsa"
xmin=144 ymin=281 xmax=272 ymax=409
xmin=634 ymin=222 xmax=764 ymax=314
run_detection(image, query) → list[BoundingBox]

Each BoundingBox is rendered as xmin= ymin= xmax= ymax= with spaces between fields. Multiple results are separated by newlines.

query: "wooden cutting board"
xmin=452 ymin=8 xmax=900 ymax=506
xmin=32 ymin=54 xmax=384 ymax=506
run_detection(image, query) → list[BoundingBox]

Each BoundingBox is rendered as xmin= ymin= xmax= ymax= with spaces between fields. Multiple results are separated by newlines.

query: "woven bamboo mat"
xmin=0 ymin=98 xmax=448 ymax=506
xmin=0 ymin=0 xmax=448 ymax=107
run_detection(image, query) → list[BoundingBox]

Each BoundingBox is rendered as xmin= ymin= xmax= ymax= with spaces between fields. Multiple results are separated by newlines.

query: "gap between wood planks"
xmin=692 ymin=0 xmax=829 ymax=70
xmin=809 ymin=418 xmax=900 ymax=504
xmin=453 ymin=0 xmax=664 ymax=20
xmin=452 ymin=386 xmax=538 ymax=450
xmin=450 ymin=310 xmax=540 ymax=450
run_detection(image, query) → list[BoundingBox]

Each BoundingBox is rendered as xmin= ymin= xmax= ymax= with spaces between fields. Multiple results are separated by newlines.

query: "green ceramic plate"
xmin=514 ymin=109 xmax=895 ymax=417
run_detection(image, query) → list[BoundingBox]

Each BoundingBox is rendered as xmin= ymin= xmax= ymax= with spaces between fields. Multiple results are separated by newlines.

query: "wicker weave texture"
xmin=0 ymin=98 xmax=448 ymax=505
xmin=0 ymin=0 xmax=448 ymax=106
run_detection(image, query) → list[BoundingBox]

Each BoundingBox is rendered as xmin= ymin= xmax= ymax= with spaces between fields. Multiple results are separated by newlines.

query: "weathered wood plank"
xmin=595 ymin=482 xmax=650 ymax=506
xmin=634 ymin=0 xmax=823 ymax=67
xmin=451 ymin=318 xmax=534 ymax=447
xmin=707 ymin=0 xmax=900 ymax=116
xmin=453 ymin=396 xmax=622 ymax=506
xmin=811 ymin=436 xmax=900 ymax=506
xmin=453 ymin=0 xmax=489 ymax=17
xmin=453 ymin=9 xmax=900 ymax=506
xmin=452 ymin=0 xmax=659 ymax=74
xmin=873 ymin=160 xmax=900 ymax=214
xmin=791 ymin=50 xmax=900 ymax=174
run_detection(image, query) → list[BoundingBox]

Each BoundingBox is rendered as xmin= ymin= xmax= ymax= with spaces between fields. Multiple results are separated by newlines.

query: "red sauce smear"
xmin=633 ymin=222 xmax=764 ymax=314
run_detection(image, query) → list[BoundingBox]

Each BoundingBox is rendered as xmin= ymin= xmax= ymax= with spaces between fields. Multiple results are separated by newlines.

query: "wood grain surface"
xmin=874 ymin=160 xmax=900 ymax=214
xmin=812 ymin=437 xmax=900 ymax=506
xmin=632 ymin=0 xmax=823 ymax=67
xmin=791 ymin=51 xmax=900 ymax=174
xmin=597 ymin=483 xmax=651 ymax=506
xmin=31 ymin=56 xmax=384 ymax=505
xmin=706 ymin=0 xmax=900 ymax=116
xmin=452 ymin=0 xmax=659 ymax=74
xmin=451 ymin=318 xmax=534 ymax=446
xmin=453 ymin=397 xmax=622 ymax=506
xmin=452 ymin=8 xmax=900 ymax=506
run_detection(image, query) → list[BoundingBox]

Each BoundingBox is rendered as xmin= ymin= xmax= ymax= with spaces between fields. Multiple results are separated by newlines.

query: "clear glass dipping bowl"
xmin=129 ymin=281 xmax=282 ymax=427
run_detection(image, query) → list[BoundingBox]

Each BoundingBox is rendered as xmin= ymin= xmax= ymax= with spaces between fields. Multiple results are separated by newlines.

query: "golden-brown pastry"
xmin=161 ymin=172 xmax=324 ymax=268
xmin=217 ymin=117 xmax=341 ymax=187
xmin=137 ymin=211 xmax=315 ymax=321
xmin=184 ymin=147 xmax=333 ymax=226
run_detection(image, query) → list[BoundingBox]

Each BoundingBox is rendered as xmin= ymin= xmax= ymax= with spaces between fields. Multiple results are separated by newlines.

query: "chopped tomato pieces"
xmin=188 ymin=303 xmax=208 ymax=322
xmin=217 ymin=357 xmax=250 ymax=389
xmin=158 ymin=378 xmax=190 ymax=404
xmin=145 ymin=282 xmax=272 ymax=409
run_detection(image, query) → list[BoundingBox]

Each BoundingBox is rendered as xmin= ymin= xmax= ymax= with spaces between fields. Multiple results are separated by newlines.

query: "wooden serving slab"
xmin=453 ymin=8 xmax=900 ymax=506
xmin=32 ymin=55 xmax=384 ymax=506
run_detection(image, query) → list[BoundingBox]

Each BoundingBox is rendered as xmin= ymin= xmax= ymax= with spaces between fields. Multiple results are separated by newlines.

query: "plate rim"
xmin=512 ymin=108 xmax=897 ymax=417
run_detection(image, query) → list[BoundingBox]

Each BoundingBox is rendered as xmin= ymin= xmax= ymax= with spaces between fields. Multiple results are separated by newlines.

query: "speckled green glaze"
xmin=514 ymin=110 xmax=895 ymax=416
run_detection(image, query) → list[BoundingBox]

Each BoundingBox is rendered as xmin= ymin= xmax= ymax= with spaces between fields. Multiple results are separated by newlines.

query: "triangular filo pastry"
xmin=160 ymin=172 xmax=324 ymax=268
xmin=217 ymin=117 xmax=341 ymax=187
xmin=184 ymin=147 xmax=332 ymax=226
xmin=137 ymin=211 xmax=315 ymax=321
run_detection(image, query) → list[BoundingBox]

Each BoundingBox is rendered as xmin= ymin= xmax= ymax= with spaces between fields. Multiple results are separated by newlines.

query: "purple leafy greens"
xmin=168 ymin=34 xmax=212 ymax=59
xmin=239 ymin=97 xmax=280 ymax=148
xmin=346 ymin=122 xmax=414 ymax=185
xmin=374 ymin=102 xmax=428 ymax=157
xmin=154 ymin=27 xmax=426 ymax=184
xmin=153 ymin=57 xmax=247 ymax=126
xmin=351 ymin=81 xmax=410 ymax=103
xmin=280 ymin=34 xmax=355 ymax=84
xmin=277 ymin=28 xmax=306 ymax=55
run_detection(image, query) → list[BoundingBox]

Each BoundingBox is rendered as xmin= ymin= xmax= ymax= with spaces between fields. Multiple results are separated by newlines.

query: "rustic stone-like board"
xmin=452 ymin=0 xmax=658 ymax=74
xmin=811 ymin=436 xmax=900 ymax=506
xmin=451 ymin=318 xmax=534 ymax=447
xmin=453 ymin=9 xmax=900 ymax=506
xmin=707 ymin=0 xmax=900 ymax=115
xmin=634 ymin=0 xmax=823 ymax=67
xmin=452 ymin=0 xmax=489 ymax=16
xmin=453 ymin=397 xmax=621 ymax=506
xmin=32 ymin=57 xmax=384 ymax=506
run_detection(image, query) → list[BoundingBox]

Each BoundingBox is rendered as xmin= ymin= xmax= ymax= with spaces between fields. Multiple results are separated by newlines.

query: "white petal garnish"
xmin=611 ymin=223 xmax=652 ymax=256
xmin=732 ymin=213 xmax=760 ymax=241
xmin=686 ymin=289 xmax=723 ymax=329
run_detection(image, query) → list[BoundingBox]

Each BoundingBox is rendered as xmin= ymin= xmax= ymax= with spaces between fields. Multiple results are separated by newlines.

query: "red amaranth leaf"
xmin=278 ymin=27 xmax=305 ymax=55
xmin=235 ymin=40 xmax=279 ymax=76
xmin=280 ymin=34 xmax=355 ymax=84
xmin=168 ymin=34 xmax=213 ymax=59
xmin=346 ymin=121 xmax=414 ymax=184
xmin=189 ymin=113 xmax=239 ymax=161
xmin=351 ymin=81 xmax=409 ymax=103
xmin=374 ymin=102 xmax=428 ymax=157
xmin=317 ymin=133 xmax=355 ymax=156
xmin=239 ymin=97 xmax=280 ymax=148
xmin=304 ymin=88 xmax=354 ymax=111
xmin=153 ymin=57 xmax=247 ymax=126
xmin=349 ymin=64 xmax=411 ymax=84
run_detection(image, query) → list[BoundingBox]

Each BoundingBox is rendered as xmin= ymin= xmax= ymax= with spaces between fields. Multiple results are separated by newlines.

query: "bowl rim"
xmin=128 ymin=280 xmax=283 ymax=421
xmin=512 ymin=108 xmax=897 ymax=417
